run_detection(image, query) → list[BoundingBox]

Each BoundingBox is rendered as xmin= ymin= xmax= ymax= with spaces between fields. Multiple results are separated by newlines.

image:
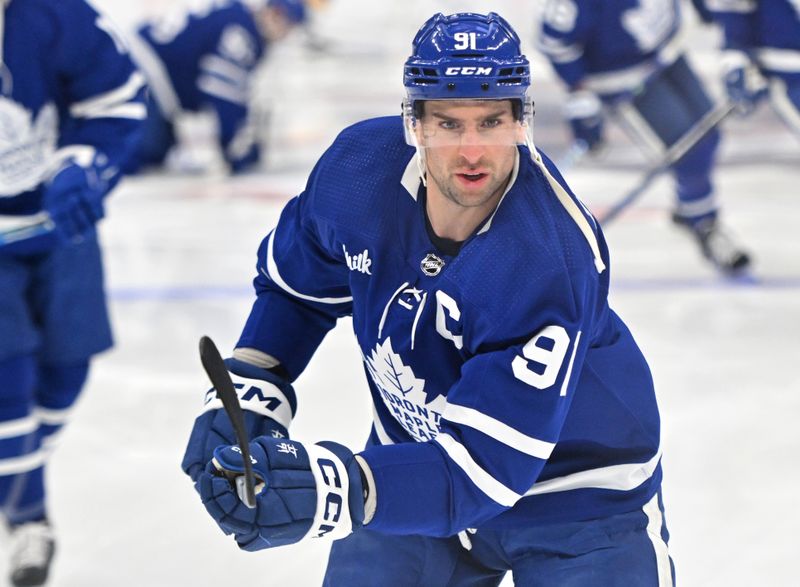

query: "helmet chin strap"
xmin=525 ymin=128 xmax=539 ymax=162
xmin=404 ymin=111 xmax=427 ymax=187
xmin=415 ymin=145 xmax=427 ymax=188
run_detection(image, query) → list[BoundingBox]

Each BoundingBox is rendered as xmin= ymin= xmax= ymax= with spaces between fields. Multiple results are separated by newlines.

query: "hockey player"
xmin=182 ymin=12 xmax=674 ymax=586
xmin=537 ymin=0 xmax=751 ymax=274
xmin=0 ymin=0 xmax=145 ymax=585
xmin=702 ymin=0 xmax=800 ymax=137
xmin=130 ymin=0 xmax=306 ymax=174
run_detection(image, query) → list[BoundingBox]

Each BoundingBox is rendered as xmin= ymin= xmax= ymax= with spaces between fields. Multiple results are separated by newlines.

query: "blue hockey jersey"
xmin=0 ymin=0 xmax=145 ymax=215
xmin=538 ymin=0 xmax=683 ymax=95
xmin=236 ymin=116 xmax=663 ymax=536
xmin=132 ymin=0 xmax=265 ymax=165
xmin=705 ymin=0 xmax=800 ymax=80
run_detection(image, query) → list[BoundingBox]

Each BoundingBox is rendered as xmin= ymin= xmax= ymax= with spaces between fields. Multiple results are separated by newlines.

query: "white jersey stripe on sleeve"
xmin=643 ymin=492 xmax=674 ymax=586
xmin=443 ymin=403 xmax=555 ymax=460
xmin=537 ymin=35 xmax=583 ymax=64
xmin=435 ymin=432 xmax=521 ymax=507
xmin=197 ymin=75 xmax=249 ymax=105
xmin=526 ymin=449 xmax=661 ymax=495
xmin=33 ymin=406 xmax=75 ymax=426
xmin=0 ymin=450 xmax=45 ymax=476
xmin=75 ymin=103 xmax=146 ymax=120
xmin=199 ymin=54 xmax=250 ymax=86
xmin=70 ymin=72 xmax=145 ymax=119
xmin=705 ymin=0 xmax=755 ymax=12
xmin=0 ymin=417 xmax=37 ymax=439
xmin=757 ymin=48 xmax=800 ymax=73
xmin=263 ymin=230 xmax=353 ymax=305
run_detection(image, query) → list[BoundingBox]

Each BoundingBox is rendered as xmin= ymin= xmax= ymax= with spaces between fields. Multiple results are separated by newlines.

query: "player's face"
xmin=417 ymin=100 xmax=520 ymax=210
xmin=255 ymin=8 xmax=295 ymax=41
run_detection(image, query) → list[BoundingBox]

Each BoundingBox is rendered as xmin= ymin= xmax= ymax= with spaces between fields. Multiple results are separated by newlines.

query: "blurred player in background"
xmin=130 ymin=0 xmax=307 ymax=175
xmin=0 ymin=0 xmax=145 ymax=584
xmin=537 ymin=0 xmax=751 ymax=274
xmin=181 ymin=12 xmax=674 ymax=586
xmin=701 ymin=0 xmax=800 ymax=139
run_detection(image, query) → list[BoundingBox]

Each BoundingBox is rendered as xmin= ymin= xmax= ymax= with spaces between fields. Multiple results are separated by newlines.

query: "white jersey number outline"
xmin=512 ymin=325 xmax=571 ymax=390
xmin=435 ymin=291 xmax=572 ymax=392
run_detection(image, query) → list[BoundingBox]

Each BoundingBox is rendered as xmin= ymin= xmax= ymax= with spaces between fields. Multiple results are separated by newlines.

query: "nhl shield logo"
xmin=420 ymin=253 xmax=445 ymax=277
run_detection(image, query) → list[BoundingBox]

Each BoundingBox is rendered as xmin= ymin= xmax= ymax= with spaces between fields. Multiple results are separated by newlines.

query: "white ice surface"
xmin=4 ymin=1 xmax=798 ymax=585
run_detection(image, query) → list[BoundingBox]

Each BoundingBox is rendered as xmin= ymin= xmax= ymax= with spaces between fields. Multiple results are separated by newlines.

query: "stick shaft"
xmin=599 ymin=102 xmax=735 ymax=226
xmin=198 ymin=336 xmax=257 ymax=508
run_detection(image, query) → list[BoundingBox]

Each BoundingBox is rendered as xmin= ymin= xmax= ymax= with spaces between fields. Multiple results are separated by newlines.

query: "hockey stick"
xmin=554 ymin=139 xmax=590 ymax=172
xmin=598 ymin=102 xmax=736 ymax=226
xmin=198 ymin=336 xmax=258 ymax=509
xmin=0 ymin=214 xmax=55 ymax=247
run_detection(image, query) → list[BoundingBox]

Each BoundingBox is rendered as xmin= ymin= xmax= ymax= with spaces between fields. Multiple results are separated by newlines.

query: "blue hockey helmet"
xmin=404 ymin=13 xmax=530 ymax=104
xmin=403 ymin=13 xmax=533 ymax=146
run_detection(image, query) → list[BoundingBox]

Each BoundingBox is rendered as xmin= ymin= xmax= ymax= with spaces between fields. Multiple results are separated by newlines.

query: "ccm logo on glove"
xmin=315 ymin=457 xmax=345 ymax=537
xmin=203 ymin=376 xmax=293 ymax=430
xmin=307 ymin=444 xmax=359 ymax=540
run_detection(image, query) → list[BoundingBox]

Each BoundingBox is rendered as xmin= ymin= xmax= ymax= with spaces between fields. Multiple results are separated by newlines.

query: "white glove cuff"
xmin=304 ymin=444 xmax=355 ymax=541
xmin=202 ymin=374 xmax=293 ymax=430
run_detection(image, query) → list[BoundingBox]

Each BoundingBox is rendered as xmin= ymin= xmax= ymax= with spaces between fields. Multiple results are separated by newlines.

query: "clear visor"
xmin=403 ymin=98 xmax=534 ymax=149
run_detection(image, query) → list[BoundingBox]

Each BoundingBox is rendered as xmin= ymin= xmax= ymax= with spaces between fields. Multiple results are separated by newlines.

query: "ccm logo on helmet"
xmin=445 ymin=66 xmax=493 ymax=76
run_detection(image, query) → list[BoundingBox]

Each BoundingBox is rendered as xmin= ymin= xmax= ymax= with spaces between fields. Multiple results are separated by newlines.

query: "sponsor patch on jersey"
xmin=420 ymin=253 xmax=445 ymax=277
xmin=343 ymin=244 xmax=373 ymax=275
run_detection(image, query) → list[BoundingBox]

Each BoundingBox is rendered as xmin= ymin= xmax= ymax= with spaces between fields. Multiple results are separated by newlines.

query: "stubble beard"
xmin=429 ymin=166 xmax=508 ymax=210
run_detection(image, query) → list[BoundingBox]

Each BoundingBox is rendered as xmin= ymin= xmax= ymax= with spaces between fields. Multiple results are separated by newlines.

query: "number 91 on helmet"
xmin=402 ymin=12 xmax=534 ymax=149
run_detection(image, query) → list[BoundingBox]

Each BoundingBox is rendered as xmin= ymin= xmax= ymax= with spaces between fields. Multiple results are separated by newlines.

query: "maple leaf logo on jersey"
xmin=0 ymin=97 xmax=57 ymax=196
xmin=364 ymin=337 xmax=446 ymax=442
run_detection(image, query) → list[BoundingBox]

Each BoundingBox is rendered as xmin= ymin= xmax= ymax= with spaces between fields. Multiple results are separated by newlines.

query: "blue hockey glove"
xmin=42 ymin=164 xmax=106 ymax=240
xmin=181 ymin=358 xmax=297 ymax=482
xmin=722 ymin=51 xmax=768 ymax=116
xmin=564 ymin=90 xmax=605 ymax=152
xmin=198 ymin=437 xmax=365 ymax=551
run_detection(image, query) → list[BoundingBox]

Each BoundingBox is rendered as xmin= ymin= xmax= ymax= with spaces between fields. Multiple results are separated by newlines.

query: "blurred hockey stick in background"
xmin=554 ymin=139 xmax=591 ymax=172
xmin=0 ymin=212 xmax=54 ymax=247
xmin=598 ymin=101 xmax=736 ymax=226
xmin=199 ymin=336 xmax=258 ymax=509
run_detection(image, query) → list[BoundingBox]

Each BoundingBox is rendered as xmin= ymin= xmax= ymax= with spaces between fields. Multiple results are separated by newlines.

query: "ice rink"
xmin=3 ymin=1 xmax=798 ymax=585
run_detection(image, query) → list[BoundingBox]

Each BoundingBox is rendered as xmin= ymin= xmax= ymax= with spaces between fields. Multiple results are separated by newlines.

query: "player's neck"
xmin=425 ymin=182 xmax=507 ymax=242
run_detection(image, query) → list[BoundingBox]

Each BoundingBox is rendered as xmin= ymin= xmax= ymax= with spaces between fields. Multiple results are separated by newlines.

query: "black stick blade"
xmin=199 ymin=336 xmax=257 ymax=509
